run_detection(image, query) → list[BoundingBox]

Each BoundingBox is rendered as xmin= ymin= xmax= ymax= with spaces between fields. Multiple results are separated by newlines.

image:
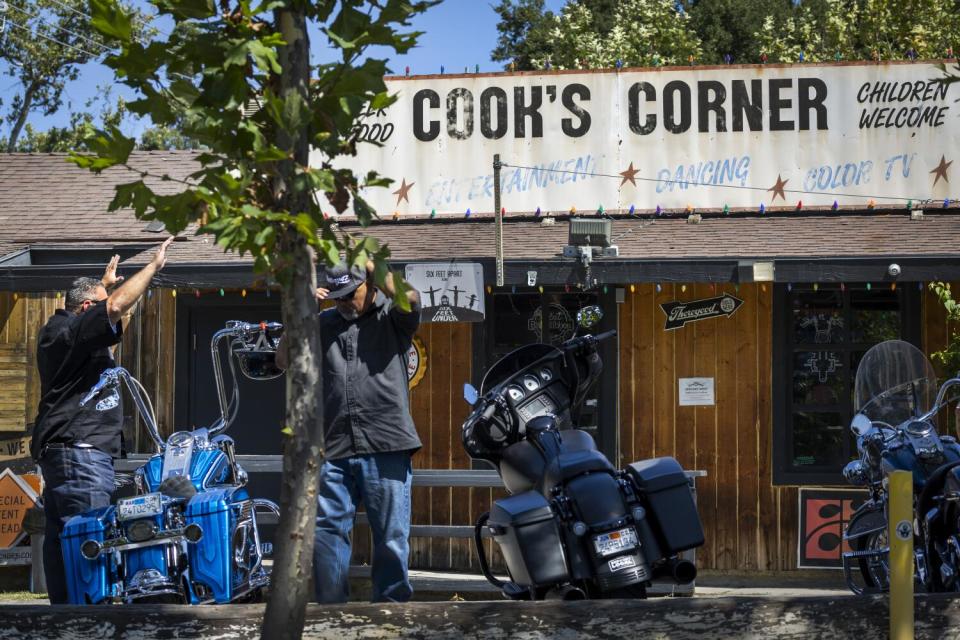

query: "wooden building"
xmin=2 ymin=152 xmax=960 ymax=574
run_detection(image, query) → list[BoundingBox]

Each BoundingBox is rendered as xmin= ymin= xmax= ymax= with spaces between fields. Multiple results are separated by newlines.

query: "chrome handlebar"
xmin=80 ymin=367 xmax=165 ymax=452
xmin=209 ymin=321 xmax=283 ymax=437
xmin=80 ymin=321 xmax=284 ymax=450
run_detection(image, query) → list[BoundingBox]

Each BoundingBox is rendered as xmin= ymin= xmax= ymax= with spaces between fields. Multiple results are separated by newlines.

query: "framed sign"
xmin=405 ymin=262 xmax=485 ymax=322
xmin=678 ymin=378 xmax=715 ymax=406
xmin=797 ymin=487 xmax=869 ymax=569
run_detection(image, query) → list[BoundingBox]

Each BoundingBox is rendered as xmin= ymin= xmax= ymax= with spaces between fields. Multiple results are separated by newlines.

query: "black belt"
xmin=39 ymin=442 xmax=94 ymax=458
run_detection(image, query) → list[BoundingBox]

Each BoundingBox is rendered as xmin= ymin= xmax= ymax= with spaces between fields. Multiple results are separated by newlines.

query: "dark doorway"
xmin=175 ymin=293 xmax=285 ymax=543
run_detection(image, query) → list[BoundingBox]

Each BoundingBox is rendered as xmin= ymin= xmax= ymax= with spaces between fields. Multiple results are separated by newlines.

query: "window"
xmin=773 ymin=283 xmax=919 ymax=485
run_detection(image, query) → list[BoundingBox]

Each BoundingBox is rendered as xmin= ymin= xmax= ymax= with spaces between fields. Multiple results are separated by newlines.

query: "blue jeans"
xmin=313 ymin=452 xmax=413 ymax=603
xmin=38 ymin=447 xmax=114 ymax=604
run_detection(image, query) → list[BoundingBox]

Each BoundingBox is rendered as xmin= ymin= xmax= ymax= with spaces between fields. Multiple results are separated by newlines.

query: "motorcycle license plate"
xmin=117 ymin=493 xmax=162 ymax=521
xmin=593 ymin=527 xmax=638 ymax=557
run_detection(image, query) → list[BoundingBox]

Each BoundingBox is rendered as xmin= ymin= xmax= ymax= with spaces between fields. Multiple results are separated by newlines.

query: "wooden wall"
xmin=0 ymin=291 xmax=176 ymax=448
xmin=617 ymin=283 xmax=786 ymax=572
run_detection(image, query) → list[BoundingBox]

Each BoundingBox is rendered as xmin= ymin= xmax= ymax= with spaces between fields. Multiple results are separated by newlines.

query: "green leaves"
xmin=89 ymin=0 xmax=135 ymax=43
xmin=68 ymin=124 xmax=135 ymax=172
xmin=71 ymin=0 xmax=437 ymax=290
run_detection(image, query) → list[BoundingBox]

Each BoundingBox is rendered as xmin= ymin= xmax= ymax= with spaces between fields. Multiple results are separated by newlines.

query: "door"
xmin=175 ymin=294 xmax=285 ymax=542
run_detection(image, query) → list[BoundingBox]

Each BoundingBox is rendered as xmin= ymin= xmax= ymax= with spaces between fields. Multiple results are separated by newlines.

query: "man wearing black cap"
xmin=277 ymin=259 xmax=421 ymax=603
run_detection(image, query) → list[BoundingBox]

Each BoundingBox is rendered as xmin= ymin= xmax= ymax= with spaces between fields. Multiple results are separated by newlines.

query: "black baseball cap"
xmin=322 ymin=262 xmax=367 ymax=300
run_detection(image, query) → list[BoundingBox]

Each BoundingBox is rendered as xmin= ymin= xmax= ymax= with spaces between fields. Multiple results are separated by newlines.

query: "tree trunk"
xmin=261 ymin=6 xmax=318 ymax=640
xmin=6 ymin=81 xmax=38 ymax=152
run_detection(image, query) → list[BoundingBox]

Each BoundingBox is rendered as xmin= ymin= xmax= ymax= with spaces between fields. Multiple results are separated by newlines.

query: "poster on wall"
xmin=797 ymin=487 xmax=869 ymax=569
xmin=678 ymin=378 xmax=715 ymax=406
xmin=328 ymin=62 xmax=959 ymax=216
xmin=404 ymin=262 xmax=485 ymax=322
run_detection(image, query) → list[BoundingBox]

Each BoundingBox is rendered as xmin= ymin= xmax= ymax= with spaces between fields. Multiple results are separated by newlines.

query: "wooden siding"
xmin=0 ymin=291 xmax=175 ymax=448
xmin=617 ymin=283 xmax=790 ymax=571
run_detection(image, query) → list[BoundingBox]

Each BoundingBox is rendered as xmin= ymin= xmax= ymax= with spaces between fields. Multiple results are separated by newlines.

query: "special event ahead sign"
xmin=327 ymin=62 xmax=957 ymax=215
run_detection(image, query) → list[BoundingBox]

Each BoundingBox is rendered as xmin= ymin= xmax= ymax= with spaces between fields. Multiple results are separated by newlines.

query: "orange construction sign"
xmin=0 ymin=468 xmax=40 ymax=548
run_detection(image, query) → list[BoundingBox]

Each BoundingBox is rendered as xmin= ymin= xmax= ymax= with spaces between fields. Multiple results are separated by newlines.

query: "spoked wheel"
xmin=857 ymin=529 xmax=890 ymax=592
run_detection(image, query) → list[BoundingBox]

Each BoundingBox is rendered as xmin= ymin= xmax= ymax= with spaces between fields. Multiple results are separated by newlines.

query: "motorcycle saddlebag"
xmin=61 ymin=505 xmax=115 ymax=604
xmin=185 ymin=488 xmax=239 ymax=603
xmin=488 ymin=490 xmax=569 ymax=587
xmin=626 ymin=457 xmax=704 ymax=554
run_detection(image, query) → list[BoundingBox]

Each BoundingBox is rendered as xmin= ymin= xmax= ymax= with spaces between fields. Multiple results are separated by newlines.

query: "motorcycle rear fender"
xmin=843 ymin=503 xmax=885 ymax=542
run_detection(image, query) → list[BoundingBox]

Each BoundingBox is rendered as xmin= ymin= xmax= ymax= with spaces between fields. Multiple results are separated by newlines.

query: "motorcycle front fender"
xmin=843 ymin=502 xmax=885 ymax=542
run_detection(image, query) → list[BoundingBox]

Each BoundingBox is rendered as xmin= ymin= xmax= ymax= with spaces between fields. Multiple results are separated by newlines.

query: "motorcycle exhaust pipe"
xmin=654 ymin=558 xmax=697 ymax=584
xmin=546 ymin=585 xmax=587 ymax=601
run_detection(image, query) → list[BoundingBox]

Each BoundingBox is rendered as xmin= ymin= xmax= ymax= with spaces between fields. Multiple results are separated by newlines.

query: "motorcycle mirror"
xmin=576 ymin=305 xmax=603 ymax=329
xmin=463 ymin=383 xmax=479 ymax=406
xmin=850 ymin=413 xmax=873 ymax=437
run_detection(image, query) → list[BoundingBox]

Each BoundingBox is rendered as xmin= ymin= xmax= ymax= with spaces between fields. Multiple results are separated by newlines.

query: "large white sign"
xmin=325 ymin=62 xmax=958 ymax=216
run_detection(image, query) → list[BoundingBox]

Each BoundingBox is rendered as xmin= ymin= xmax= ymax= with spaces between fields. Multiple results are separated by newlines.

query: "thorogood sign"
xmin=327 ymin=62 xmax=958 ymax=215
xmin=660 ymin=294 xmax=743 ymax=330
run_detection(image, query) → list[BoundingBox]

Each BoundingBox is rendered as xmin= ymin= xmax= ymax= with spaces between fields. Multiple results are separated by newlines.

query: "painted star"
xmin=930 ymin=155 xmax=953 ymax=187
xmin=619 ymin=162 xmax=640 ymax=187
xmin=392 ymin=178 xmax=415 ymax=205
xmin=767 ymin=174 xmax=789 ymax=202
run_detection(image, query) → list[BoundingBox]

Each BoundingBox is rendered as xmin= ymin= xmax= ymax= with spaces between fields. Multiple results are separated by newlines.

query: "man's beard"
xmin=336 ymin=306 xmax=359 ymax=321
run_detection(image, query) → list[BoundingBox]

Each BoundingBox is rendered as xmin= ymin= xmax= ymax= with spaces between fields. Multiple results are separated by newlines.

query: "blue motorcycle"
xmin=60 ymin=321 xmax=283 ymax=604
xmin=842 ymin=339 xmax=960 ymax=594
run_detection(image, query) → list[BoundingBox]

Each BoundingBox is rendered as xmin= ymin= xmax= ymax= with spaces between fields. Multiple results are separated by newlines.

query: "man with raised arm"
xmin=277 ymin=260 xmax=422 ymax=603
xmin=31 ymin=237 xmax=174 ymax=604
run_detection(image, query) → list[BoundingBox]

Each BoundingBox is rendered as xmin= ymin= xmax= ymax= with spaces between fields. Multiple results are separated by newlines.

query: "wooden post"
xmin=889 ymin=469 xmax=914 ymax=640
xmin=493 ymin=154 xmax=503 ymax=287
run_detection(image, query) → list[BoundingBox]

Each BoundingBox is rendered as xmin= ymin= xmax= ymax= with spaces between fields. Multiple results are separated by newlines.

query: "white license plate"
xmin=117 ymin=493 xmax=163 ymax=521
xmin=593 ymin=527 xmax=639 ymax=557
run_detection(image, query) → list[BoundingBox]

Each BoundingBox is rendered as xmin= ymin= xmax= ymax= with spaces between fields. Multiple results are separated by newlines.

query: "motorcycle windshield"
xmin=480 ymin=343 xmax=562 ymax=394
xmin=854 ymin=340 xmax=938 ymax=427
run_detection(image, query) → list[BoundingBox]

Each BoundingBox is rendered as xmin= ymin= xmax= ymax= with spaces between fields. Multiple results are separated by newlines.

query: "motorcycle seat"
xmin=542 ymin=450 xmax=615 ymax=492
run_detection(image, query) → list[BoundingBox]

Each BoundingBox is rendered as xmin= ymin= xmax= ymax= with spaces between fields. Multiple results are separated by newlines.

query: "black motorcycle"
xmin=842 ymin=339 xmax=960 ymax=594
xmin=461 ymin=306 xmax=704 ymax=600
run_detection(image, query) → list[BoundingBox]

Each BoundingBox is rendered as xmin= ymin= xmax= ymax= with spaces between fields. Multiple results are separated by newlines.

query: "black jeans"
xmin=38 ymin=447 xmax=114 ymax=604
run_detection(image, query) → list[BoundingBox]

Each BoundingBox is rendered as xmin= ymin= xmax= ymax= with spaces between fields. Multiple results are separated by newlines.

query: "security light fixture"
xmin=563 ymin=218 xmax=619 ymax=268
xmin=568 ymin=218 xmax=612 ymax=247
